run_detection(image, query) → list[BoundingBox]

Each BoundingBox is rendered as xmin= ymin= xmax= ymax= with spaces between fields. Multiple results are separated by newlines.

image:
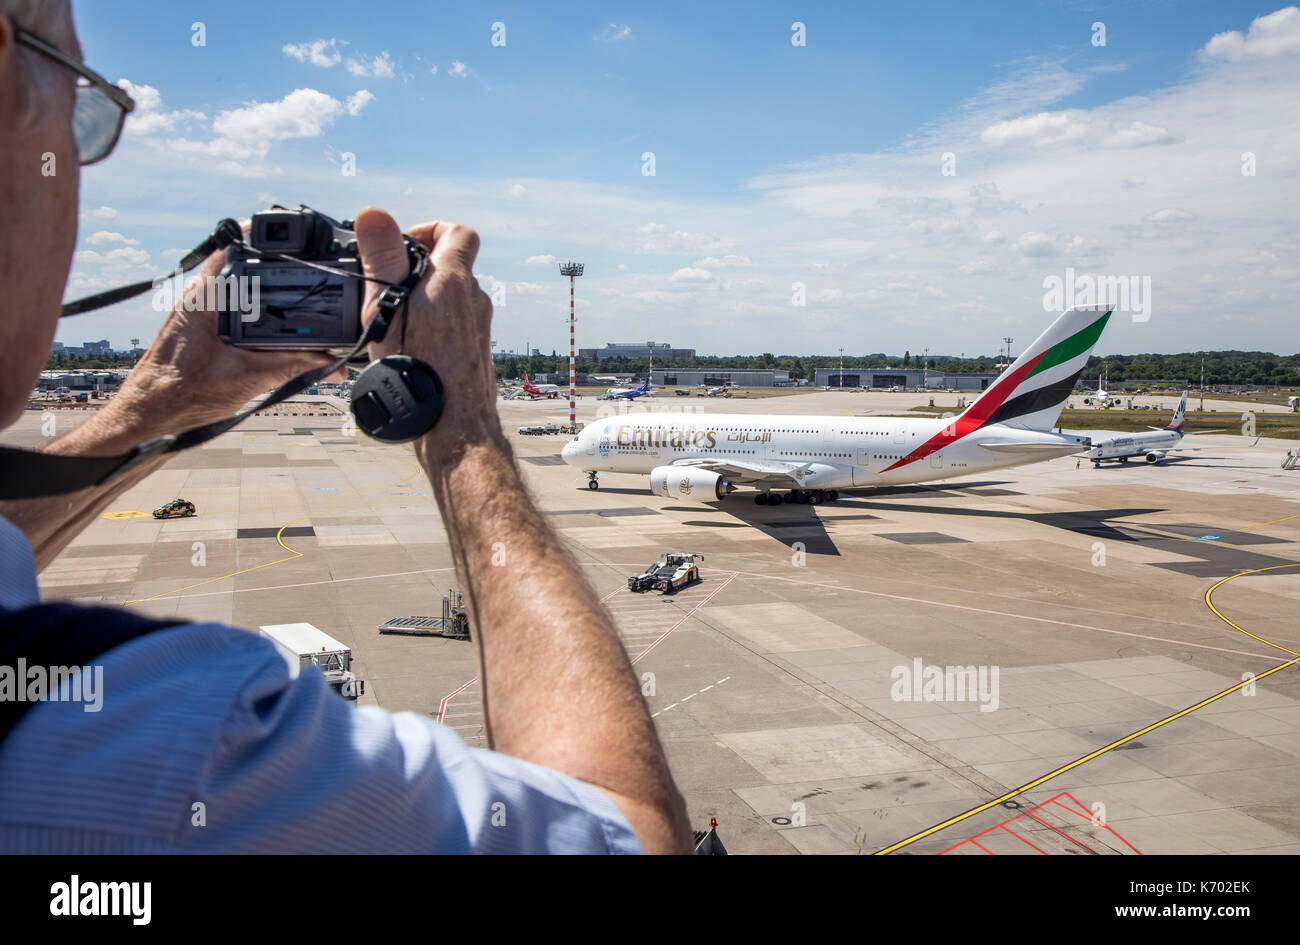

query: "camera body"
xmin=217 ymin=206 xmax=364 ymax=356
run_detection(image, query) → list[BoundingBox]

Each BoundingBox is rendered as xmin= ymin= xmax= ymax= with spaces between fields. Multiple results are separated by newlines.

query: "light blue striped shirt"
xmin=0 ymin=517 xmax=640 ymax=854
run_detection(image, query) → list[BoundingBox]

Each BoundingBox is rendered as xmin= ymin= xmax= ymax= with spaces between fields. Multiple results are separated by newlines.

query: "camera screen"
xmin=240 ymin=265 xmax=347 ymax=341
xmin=264 ymin=221 xmax=291 ymax=243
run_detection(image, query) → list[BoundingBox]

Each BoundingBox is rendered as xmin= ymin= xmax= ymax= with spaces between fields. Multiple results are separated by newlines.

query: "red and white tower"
xmin=559 ymin=261 xmax=584 ymax=434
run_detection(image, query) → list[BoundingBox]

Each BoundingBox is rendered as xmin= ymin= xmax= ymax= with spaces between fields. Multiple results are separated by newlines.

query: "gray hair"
xmin=3 ymin=0 xmax=75 ymax=128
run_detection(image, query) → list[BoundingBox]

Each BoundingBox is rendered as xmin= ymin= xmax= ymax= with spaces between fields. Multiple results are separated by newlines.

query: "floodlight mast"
xmin=559 ymin=261 xmax=584 ymax=433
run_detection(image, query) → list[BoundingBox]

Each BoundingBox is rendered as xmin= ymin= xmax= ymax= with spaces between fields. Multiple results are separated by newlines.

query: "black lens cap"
xmin=351 ymin=355 xmax=444 ymax=443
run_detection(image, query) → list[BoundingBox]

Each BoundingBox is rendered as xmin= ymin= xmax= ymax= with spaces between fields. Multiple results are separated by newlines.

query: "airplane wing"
xmin=974 ymin=439 xmax=1085 ymax=453
xmin=669 ymin=456 xmax=820 ymax=488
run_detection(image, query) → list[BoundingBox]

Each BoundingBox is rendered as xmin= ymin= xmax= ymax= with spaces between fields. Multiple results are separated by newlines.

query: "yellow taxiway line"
xmin=875 ymin=557 xmax=1300 ymax=854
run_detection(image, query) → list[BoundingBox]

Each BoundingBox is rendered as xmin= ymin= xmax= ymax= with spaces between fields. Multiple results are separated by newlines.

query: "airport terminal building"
xmin=812 ymin=368 xmax=1000 ymax=390
xmin=651 ymin=368 xmax=791 ymax=388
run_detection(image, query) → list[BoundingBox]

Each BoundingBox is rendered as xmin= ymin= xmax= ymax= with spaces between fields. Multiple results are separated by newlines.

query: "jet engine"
xmin=1145 ymin=451 xmax=1166 ymax=464
xmin=650 ymin=465 xmax=734 ymax=501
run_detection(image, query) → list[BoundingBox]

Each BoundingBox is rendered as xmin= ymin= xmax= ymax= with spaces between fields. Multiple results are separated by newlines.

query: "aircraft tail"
xmin=1165 ymin=391 xmax=1187 ymax=432
xmin=961 ymin=304 xmax=1113 ymax=432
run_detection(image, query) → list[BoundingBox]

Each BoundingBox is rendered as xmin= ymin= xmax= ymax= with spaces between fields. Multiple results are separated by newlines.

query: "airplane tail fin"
xmin=961 ymin=304 xmax=1113 ymax=432
xmin=1165 ymin=391 xmax=1188 ymax=432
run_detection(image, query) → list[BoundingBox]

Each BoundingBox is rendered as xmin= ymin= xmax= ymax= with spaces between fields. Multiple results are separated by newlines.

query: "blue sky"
xmin=64 ymin=1 xmax=1300 ymax=358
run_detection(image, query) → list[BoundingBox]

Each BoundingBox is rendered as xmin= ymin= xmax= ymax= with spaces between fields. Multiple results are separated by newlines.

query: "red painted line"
xmin=1021 ymin=808 xmax=1092 ymax=851
xmin=1000 ymin=824 xmax=1048 ymax=855
xmin=970 ymin=839 xmax=994 ymax=855
xmin=436 ymin=678 xmax=477 ymax=724
xmin=631 ymin=572 xmax=739 ymax=664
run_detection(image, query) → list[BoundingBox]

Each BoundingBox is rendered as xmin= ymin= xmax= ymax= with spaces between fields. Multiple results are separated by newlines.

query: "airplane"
xmin=519 ymin=371 xmax=560 ymax=400
xmin=1079 ymin=392 xmax=1244 ymax=465
xmin=1083 ymin=370 xmax=1114 ymax=407
xmin=604 ymin=377 xmax=652 ymax=400
xmin=561 ymin=304 xmax=1113 ymax=504
xmin=704 ymin=383 xmax=733 ymax=397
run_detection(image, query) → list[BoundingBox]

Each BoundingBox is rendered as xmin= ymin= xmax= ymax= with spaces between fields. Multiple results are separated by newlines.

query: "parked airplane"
xmin=1080 ymin=392 xmax=1242 ymax=465
xmin=604 ymin=378 xmax=652 ymax=400
xmin=519 ymin=371 xmax=560 ymax=400
xmin=562 ymin=305 xmax=1112 ymax=503
xmin=1084 ymin=371 xmax=1114 ymax=407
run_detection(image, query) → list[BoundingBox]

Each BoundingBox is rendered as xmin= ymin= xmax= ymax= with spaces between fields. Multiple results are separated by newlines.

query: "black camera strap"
xmin=59 ymin=218 xmax=245 ymax=319
xmin=2 ymin=223 xmax=433 ymax=499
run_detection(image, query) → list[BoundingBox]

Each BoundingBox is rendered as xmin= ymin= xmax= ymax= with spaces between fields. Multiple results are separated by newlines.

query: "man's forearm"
xmin=0 ymin=401 xmax=171 ymax=570
xmin=417 ymin=431 xmax=691 ymax=852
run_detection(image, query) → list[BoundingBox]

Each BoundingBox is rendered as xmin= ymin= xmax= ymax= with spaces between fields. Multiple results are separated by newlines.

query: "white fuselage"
xmin=561 ymin=412 xmax=1085 ymax=489
xmin=1084 ymin=428 xmax=1181 ymax=461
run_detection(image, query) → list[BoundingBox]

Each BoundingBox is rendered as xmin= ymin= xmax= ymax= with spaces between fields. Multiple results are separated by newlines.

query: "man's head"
xmin=0 ymin=0 xmax=78 ymax=428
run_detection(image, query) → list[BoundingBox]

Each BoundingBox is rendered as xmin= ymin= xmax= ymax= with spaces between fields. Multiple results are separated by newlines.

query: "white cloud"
xmin=694 ymin=254 xmax=754 ymax=268
xmin=345 ymin=90 xmax=375 ymax=116
xmin=981 ymin=112 xmax=1174 ymax=149
xmin=670 ymin=267 xmax=715 ymax=283
xmin=213 ymin=88 xmax=360 ymax=146
xmin=85 ymin=231 xmax=140 ymax=247
xmin=508 ymin=183 xmax=527 ymax=197
xmin=448 ymin=61 xmax=470 ymax=78
xmin=524 ymin=254 xmax=557 ymax=266
xmin=598 ymin=24 xmax=633 ymax=42
xmin=74 ymin=246 xmax=151 ymax=268
xmin=1144 ymin=208 xmax=1196 ymax=223
xmin=82 ymin=206 xmax=118 ymax=222
xmin=346 ymin=51 xmax=396 ymax=79
xmin=1201 ymin=6 xmax=1300 ymax=62
xmin=1100 ymin=121 xmax=1176 ymax=148
xmin=429 ymin=64 xmax=438 ymax=76
xmin=282 ymin=39 xmax=345 ymax=68
xmin=1010 ymin=231 xmax=1055 ymax=257
xmin=117 ymin=79 xmax=205 ymax=135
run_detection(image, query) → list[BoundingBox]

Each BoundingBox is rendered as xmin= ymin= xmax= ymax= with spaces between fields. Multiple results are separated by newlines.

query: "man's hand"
xmin=352 ymin=208 xmax=501 ymax=464
xmin=101 ymin=248 xmax=344 ymax=444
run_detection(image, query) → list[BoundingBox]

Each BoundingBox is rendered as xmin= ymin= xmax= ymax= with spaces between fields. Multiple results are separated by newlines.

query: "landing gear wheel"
xmin=783 ymin=492 xmax=796 ymax=504
xmin=829 ymin=490 xmax=839 ymax=501
xmin=754 ymin=493 xmax=768 ymax=506
xmin=807 ymin=491 xmax=820 ymax=506
xmin=587 ymin=477 xmax=599 ymax=490
xmin=795 ymin=491 xmax=809 ymax=504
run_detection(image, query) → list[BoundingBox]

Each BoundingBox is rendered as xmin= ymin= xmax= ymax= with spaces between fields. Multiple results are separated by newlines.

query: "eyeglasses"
xmin=13 ymin=24 xmax=135 ymax=165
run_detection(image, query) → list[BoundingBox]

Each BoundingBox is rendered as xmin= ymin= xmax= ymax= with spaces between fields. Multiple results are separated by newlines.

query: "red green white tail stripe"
xmin=882 ymin=305 xmax=1112 ymax=473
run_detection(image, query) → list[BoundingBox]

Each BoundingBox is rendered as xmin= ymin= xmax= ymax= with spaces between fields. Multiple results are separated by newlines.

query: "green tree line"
xmin=494 ymin=350 xmax=1299 ymax=386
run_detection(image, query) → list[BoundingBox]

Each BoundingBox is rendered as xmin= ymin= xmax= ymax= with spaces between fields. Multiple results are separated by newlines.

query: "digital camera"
xmin=216 ymin=206 xmax=365 ymax=356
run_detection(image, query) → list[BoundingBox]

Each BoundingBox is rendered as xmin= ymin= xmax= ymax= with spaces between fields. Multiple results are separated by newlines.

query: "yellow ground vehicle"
xmin=152 ymin=498 xmax=196 ymax=519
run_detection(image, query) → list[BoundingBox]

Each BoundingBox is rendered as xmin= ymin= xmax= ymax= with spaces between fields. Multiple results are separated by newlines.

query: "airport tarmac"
xmin=8 ymin=390 xmax=1300 ymax=854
